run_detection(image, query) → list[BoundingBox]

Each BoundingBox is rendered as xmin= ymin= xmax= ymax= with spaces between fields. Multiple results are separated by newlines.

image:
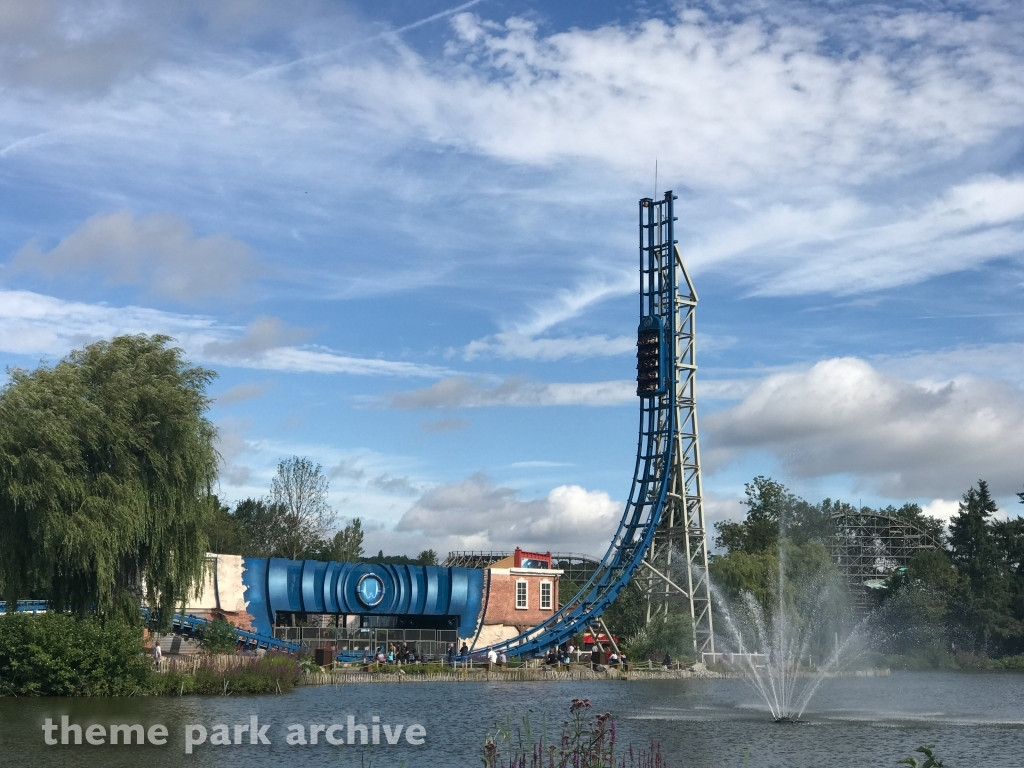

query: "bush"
xmin=622 ymin=611 xmax=694 ymax=663
xmin=0 ymin=612 xmax=151 ymax=696
xmin=195 ymin=618 xmax=238 ymax=655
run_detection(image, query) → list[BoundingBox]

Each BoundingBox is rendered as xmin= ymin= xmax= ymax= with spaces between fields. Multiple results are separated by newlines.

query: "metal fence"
xmin=273 ymin=626 xmax=459 ymax=657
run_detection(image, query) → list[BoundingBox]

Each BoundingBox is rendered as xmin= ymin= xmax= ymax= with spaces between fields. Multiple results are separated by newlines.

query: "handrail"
xmin=141 ymin=607 xmax=303 ymax=654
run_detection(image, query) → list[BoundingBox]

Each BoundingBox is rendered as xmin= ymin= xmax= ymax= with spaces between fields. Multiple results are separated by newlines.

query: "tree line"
xmin=203 ymin=456 xmax=437 ymax=566
xmin=710 ymin=475 xmax=1024 ymax=660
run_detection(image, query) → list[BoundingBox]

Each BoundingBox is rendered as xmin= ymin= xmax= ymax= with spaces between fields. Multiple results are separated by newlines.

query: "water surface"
xmin=0 ymin=671 xmax=1018 ymax=767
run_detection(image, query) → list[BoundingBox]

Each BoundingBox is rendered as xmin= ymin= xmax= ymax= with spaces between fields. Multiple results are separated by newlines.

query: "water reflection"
xmin=0 ymin=673 xmax=1020 ymax=767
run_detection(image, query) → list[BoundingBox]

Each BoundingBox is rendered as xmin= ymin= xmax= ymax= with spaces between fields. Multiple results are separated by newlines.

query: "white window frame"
xmin=539 ymin=580 xmax=553 ymax=610
xmin=515 ymin=579 xmax=528 ymax=610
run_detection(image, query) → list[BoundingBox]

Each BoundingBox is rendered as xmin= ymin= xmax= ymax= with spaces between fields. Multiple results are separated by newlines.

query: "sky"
xmin=1 ymin=0 xmax=1023 ymax=558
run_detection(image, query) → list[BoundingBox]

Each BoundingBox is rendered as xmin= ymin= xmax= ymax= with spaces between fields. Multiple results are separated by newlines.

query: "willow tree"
xmin=0 ymin=335 xmax=218 ymax=623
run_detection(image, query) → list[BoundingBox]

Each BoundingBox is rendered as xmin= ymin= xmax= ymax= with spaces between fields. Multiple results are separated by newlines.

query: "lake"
xmin=0 ymin=672 xmax=1019 ymax=767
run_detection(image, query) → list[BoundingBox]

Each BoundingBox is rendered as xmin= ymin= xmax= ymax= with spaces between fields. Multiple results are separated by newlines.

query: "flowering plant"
xmin=481 ymin=698 xmax=665 ymax=768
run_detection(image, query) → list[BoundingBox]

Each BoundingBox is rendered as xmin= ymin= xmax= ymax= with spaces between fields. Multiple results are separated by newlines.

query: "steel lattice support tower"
xmin=639 ymin=192 xmax=715 ymax=655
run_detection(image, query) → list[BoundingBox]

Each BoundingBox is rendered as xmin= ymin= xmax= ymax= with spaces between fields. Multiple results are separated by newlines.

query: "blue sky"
xmin=1 ymin=0 xmax=1023 ymax=557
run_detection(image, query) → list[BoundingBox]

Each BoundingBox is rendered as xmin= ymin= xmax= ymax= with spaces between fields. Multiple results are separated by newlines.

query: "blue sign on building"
xmin=356 ymin=573 xmax=385 ymax=607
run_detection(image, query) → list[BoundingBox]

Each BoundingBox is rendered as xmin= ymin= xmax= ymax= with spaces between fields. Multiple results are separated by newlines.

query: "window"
xmin=515 ymin=580 xmax=528 ymax=610
xmin=540 ymin=581 xmax=552 ymax=610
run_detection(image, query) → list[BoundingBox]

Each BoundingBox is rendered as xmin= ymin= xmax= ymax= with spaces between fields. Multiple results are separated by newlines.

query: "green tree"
xmin=709 ymin=550 xmax=777 ymax=611
xmin=949 ymin=480 xmax=998 ymax=581
xmin=715 ymin=476 xmax=812 ymax=555
xmin=270 ymin=457 xmax=335 ymax=561
xmin=600 ymin=581 xmax=648 ymax=643
xmin=623 ymin=610 xmax=694 ymax=663
xmin=233 ymin=498 xmax=287 ymax=557
xmin=204 ymin=496 xmax=243 ymax=555
xmin=0 ymin=335 xmax=218 ymax=623
xmin=557 ymin=578 xmax=582 ymax=608
xmin=330 ymin=518 xmax=365 ymax=562
xmin=715 ymin=477 xmax=777 ymax=554
xmin=417 ymin=548 xmax=438 ymax=566
xmin=195 ymin=618 xmax=239 ymax=655
xmin=947 ymin=480 xmax=1021 ymax=652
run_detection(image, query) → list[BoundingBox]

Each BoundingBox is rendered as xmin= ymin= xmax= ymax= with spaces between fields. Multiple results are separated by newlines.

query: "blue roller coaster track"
xmin=478 ymin=191 xmax=714 ymax=658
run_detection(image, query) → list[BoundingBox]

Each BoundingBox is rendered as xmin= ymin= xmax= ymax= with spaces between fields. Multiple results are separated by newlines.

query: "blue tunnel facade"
xmin=241 ymin=558 xmax=485 ymax=639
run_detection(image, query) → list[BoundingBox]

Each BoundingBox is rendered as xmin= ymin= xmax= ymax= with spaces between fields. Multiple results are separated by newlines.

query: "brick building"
xmin=473 ymin=548 xmax=561 ymax=648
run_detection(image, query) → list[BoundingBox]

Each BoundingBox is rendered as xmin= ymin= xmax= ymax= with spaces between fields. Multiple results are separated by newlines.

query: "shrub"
xmin=195 ymin=618 xmax=238 ymax=655
xmin=0 ymin=612 xmax=150 ymax=696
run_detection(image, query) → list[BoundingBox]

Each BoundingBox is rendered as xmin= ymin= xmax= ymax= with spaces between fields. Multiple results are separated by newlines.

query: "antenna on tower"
xmin=654 ymin=158 xmax=658 ymax=200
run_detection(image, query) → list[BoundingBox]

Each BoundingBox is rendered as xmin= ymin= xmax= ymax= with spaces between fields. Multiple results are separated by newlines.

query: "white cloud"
xmin=11 ymin=211 xmax=260 ymax=300
xmin=369 ymin=474 xmax=418 ymax=495
xmin=203 ymin=316 xmax=309 ymax=360
xmin=386 ymin=375 xmax=752 ymax=408
xmin=329 ymin=458 xmax=366 ymax=482
xmin=214 ymin=382 xmax=272 ymax=406
xmin=385 ymin=376 xmax=634 ymax=408
xmin=462 ymin=331 xmax=634 ymax=361
xmin=327 ymin=9 xmax=1024 ymax=189
xmin=0 ymin=288 xmax=221 ymax=358
xmin=0 ymin=288 xmax=448 ymax=378
xmin=705 ymin=357 xmax=1024 ymax=498
xmin=393 ymin=472 xmax=619 ymax=554
xmin=688 ymin=175 xmax=1024 ymax=296
xmin=457 ymin=271 xmax=636 ymax=362
xmin=1 ymin=5 xmax=1022 ymax=305
xmin=244 ymin=346 xmax=450 ymax=377
xmin=214 ymin=416 xmax=253 ymax=488
xmin=876 ymin=343 xmax=1024 ymax=388
xmin=921 ymin=499 xmax=961 ymax=525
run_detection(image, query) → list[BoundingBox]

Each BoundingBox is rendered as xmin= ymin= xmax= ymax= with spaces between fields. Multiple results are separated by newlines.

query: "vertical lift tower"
xmin=475 ymin=191 xmax=714 ymax=658
xmin=637 ymin=192 xmax=714 ymax=655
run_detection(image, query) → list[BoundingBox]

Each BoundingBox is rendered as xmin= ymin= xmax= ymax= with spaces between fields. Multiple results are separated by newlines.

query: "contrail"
xmin=243 ymin=0 xmax=486 ymax=81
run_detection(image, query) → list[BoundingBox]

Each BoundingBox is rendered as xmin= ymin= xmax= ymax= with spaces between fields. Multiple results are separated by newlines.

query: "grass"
xmin=149 ymin=653 xmax=302 ymax=695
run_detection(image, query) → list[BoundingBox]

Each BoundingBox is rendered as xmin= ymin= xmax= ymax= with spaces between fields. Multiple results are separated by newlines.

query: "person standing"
xmin=152 ymin=639 xmax=163 ymax=668
xmin=446 ymin=643 xmax=456 ymax=667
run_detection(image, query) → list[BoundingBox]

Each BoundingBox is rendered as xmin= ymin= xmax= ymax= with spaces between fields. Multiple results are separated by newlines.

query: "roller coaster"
xmin=6 ymin=194 xmax=715 ymax=660
xmin=475 ymin=192 xmax=715 ymax=658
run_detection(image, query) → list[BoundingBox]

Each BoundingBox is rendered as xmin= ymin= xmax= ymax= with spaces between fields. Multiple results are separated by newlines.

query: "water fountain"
xmin=699 ymin=545 xmax=864 ymax=723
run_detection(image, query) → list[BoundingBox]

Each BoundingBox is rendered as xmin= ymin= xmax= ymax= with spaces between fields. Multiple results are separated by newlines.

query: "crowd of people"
xmin=363 ymin=641 xmax=431 ymax=667
xmin=359 ymin=639 xmax=678 ymax=670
